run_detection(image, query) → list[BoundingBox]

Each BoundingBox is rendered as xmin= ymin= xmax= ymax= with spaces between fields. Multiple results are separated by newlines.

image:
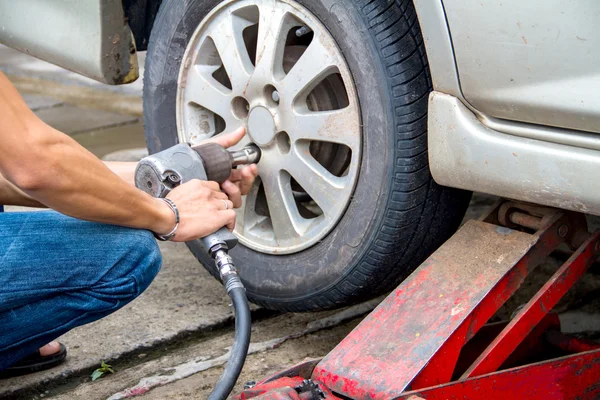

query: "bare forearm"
xmin=0 ymin=163 xmax=136 ymax=208
xmin=0 ymin=72 xmax=172 ymax=233
xmin=0 ymin=173 xmax=46 ymax=207
xmin=17 ymin=131 xmax=171 ymax=231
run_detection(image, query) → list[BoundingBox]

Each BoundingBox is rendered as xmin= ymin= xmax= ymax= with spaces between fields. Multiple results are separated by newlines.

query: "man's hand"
xmin=106 ymin=126 xmax=258 ymax=209
xmin=156 ymin=180 xmax=235 ymax=242
xmin=103 ymin=127 xmax=258 ymax=241
xmin=150 ymin=127 xmax=258 ymax=241
xmin=207 ymin=126 xmax=259 ymax=207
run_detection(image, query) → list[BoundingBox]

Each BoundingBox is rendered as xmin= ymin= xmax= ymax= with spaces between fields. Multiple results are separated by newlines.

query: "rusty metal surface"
xmin=312 ymin=220 xmax=538 ymax=398
xmin=240 ymin=377 xmax=306 ymax=400
xmin=240 ymin=204 xmax=600 ymax=399
xmin=545 ymin=330 xmax=600 ymax=354
xmin=496 ymin=201 xmax=589 ymax=249
xmin=462 ymin=231 xmax=600 ymax=378
xmin=396 ymin=349 xmax=600 ymax=400
xmin=240 ymin=376 xmax=340 ymax=400
xmin=452 ymin=314 xmax=561 ymax=378
xmin=261 ymin=359 xmax=321 ymax=383
xmin=508 ymin=211 xmax=542 ymax=231
xmin=250 ymin=387 xmax=303 ymax=400
xmin=497 ymin=202 xmax=560 ymax=231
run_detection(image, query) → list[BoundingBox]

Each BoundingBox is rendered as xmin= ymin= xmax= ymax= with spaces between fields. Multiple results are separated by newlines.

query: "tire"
xmin=144 ymin=0 xmax=472 ymax=312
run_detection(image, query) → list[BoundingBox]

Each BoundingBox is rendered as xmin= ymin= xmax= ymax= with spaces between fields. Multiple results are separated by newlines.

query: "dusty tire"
xmin=144 ymin=0 xmax=471 ymax=312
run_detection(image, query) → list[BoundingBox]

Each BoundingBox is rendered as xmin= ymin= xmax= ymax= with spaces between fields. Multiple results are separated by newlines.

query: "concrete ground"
xmin=1 ymin=45 xmax=600 ymax=400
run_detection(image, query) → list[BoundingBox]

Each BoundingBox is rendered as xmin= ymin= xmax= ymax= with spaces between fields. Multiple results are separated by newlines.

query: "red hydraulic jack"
xmin=239 ymin=201 xmax=600 ymax=399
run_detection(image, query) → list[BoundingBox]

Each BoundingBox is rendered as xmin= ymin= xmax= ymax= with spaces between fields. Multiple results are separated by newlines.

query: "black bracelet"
xmin=154 ymin=198 xmax=180 ymax=241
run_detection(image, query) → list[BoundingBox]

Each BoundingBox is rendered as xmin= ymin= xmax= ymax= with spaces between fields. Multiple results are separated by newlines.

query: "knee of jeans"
xmin=129 ymin=231 xmax=162 ymax=296
xmin=95 ymin=229 xmax=162 ymax=302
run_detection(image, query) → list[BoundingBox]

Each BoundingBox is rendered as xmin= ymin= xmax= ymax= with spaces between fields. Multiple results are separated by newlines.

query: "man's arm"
xmin=0 ymin=173 xmax=45 ymax=207
xmin=0 ymin=72 xmax=241 ymax=241
xmin=0 ymin=163 xmax=136 ymax=207
xmin=0 ymin=160 xmax=257 ymax=210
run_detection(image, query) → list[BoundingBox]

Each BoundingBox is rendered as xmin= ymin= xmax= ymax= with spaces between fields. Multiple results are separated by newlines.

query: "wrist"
xmin=153 ymin=198 xmax=180 ymax=241
xmin=151 ymin=197 xmax=177 ymax=235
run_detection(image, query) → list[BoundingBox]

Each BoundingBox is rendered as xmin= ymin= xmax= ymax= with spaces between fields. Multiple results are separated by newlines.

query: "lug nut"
xmin=271 ymin=90 xmax=280 ymax=103
xmin=296 ymin=26 xmax=312 ymax=37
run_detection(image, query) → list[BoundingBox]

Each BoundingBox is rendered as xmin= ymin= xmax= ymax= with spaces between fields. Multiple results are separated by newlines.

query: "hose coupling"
xmin=213 ymin=249 xmax=244 ymax=294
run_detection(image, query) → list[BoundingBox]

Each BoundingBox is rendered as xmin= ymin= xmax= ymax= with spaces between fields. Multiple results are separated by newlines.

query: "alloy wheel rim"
xmin=176 ymin=0 xmax=362 ymax=254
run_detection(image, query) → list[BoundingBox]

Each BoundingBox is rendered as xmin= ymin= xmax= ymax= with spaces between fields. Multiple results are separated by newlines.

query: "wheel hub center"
xmin=247 ymin=106 xmax=276 ymax=146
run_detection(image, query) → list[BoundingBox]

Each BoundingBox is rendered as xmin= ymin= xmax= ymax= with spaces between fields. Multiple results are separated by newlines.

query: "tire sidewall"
xmin=144 ymin=0 xmax=396 ymax=306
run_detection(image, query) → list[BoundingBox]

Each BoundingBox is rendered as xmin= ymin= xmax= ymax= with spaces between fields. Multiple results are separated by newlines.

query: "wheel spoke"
xmin=236 ymin=178 xmax=266 ymax=234
xmin=253 ymin=1 xmax=289 ymax=82
xmin=290 ymin=107 xmax=360 ymax=150
xmin=281 ymin=34 xmax=339 ymax=100
xmin=261 ymin=169 xmax=309 ymax=241
xmin=182 ymin=66 xmax=235 ymax=129
xmin=285 ymin=146 xmax=350 ymax=218
xmin=209 ymin=13 xmax=254 ymax=92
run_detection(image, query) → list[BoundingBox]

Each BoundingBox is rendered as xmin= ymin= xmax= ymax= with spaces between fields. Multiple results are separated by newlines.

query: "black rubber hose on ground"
xmin=207 ymin=275 xmax=251 ymax=400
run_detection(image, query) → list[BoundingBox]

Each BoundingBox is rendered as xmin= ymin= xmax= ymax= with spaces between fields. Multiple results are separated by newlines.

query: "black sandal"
xmin=0 ymin=343 xmax=67 ymax=378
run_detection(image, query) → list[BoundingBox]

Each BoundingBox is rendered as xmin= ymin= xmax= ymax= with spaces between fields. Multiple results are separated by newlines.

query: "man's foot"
xmin=39 ymin=341 xmax=61 ymax=357
xmin=0 ymin=341 xmax=67 ymax=379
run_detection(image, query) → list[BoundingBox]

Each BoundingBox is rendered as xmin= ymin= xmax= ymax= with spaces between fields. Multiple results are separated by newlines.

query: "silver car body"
xmin=414 ymin=0 xmax=600 ymax=216
xmin=1 ymin=0 xmax=599 ymax=214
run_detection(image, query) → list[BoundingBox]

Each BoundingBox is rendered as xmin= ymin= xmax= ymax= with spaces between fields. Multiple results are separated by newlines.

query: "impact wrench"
xmin=134 ymin=142 xmax=261 ymax=400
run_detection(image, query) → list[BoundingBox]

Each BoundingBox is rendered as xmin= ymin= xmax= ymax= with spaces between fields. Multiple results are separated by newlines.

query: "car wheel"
xmin=143 ymin=0 xmax=471 ymax=311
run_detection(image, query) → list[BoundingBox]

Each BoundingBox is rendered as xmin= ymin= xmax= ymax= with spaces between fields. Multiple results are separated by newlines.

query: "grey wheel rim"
xmin=177 ymin=0 xmax=362 ymax=254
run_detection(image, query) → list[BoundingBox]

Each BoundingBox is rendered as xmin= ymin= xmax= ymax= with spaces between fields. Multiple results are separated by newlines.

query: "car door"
xmin=443 ymin=0 xmax=600 ymax=134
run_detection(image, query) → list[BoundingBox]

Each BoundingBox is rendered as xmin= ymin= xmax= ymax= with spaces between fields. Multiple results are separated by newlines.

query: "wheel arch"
xmin=123 ymin=0 xmax=164 ymax=51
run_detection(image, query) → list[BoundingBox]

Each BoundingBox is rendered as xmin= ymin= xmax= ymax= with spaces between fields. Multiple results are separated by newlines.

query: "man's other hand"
xmin=154 ymin=126 xmax=259 ymax=241
xmin=207 ymin=126 xmax=259 ymax=208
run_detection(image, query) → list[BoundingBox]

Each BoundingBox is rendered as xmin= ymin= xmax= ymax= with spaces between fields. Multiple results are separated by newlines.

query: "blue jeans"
xmin=0 ymin=211 xmax=162 ymax=370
